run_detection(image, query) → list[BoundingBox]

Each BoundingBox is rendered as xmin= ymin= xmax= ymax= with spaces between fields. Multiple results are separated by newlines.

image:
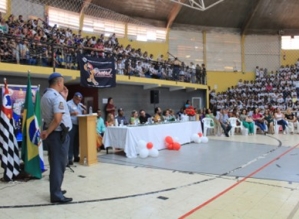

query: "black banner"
xmin=78 ymin=54 xmax=116 ymax=88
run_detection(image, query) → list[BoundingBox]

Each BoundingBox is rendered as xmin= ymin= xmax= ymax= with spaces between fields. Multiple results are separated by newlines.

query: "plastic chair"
xmin=274 ymin=119 xmax=288 ymax=134
xmin=202 ymin=118 xmax=215 ymax=136
xmin=228 ymin=117 xmax=242 ymax=136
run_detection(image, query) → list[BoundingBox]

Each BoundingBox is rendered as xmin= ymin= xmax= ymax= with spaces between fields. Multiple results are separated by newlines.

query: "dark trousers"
xmin=255 ymin=121 xmax=266 ymax=131
xmin=220 ymin=122 xmax=232 ymax=134
xmin=68 ymin=124 xmax=79 ymax=161
xmin=277 ymin=120 xmax=288 ymax=130
xmin=43 ymin=131 xmax=69 ymax=201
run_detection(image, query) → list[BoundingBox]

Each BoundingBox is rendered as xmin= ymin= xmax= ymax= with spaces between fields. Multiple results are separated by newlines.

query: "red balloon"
xmin=167 ymin=143 xmax=174 ymax=150
xmin=146 ymin=142 xmax=153 ymax=149
xmin=165 ymin=136 xmax=173 ymax=144
xmin=173 ymin=142 xmax=181 ymax=151
xmin=198 ymin=132 xmax=203 ymax=137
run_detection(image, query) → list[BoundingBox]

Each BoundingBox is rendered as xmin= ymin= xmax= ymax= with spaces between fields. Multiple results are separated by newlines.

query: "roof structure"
xmin=90 ymin=0 xmax=299 ymax=35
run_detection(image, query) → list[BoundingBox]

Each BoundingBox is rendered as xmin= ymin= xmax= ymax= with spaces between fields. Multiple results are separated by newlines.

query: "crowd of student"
xmin=206 ymin=63 xmax=299 ymax=136
xmin=0 ymin=13 xmax=206 ymax=83
xmin=209 ymin=64 xmax=299 ymax=111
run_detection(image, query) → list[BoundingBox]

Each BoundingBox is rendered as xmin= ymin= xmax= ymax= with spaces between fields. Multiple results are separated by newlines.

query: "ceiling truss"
xmin=170 ymin=0 xmax=224 ymax=11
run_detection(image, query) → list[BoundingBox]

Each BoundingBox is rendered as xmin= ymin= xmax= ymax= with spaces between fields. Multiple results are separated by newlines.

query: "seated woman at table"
xmin=130 ymin=110 xmax=140 ymax=125
xmin=106 ymin=113 xmax=115 ymax=126
xmin=163 ymin=109 xmax=174 ymax=122
xmin=168 ymin=109 xmax=176 ymax=121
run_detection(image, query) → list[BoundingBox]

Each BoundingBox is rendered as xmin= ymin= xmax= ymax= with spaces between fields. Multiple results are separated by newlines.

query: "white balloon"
xmin=139 ymin=148 xmax=149 ymax=158
xmin=137 ymin=140 xmax=147 ymax=149
xmin=201 ymin=136 xmax=209 ymax=143
xmin=191 ymin=133 xmax=199 ymax=142
xmin=149 ymin=148 xmax=159 ymax=157
xmin=195 ymin=137 xmax=202 ymax=143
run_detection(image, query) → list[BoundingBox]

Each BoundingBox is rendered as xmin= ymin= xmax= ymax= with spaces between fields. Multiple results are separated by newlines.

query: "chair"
xmin=274 ymin=119 xmax=288 ymax=134
xmin=228 ymin=117 xmax=243 ymax=136
xmin=253 ymin=120 xmax=268 ymax=134
xmin=202 ymin=118 xmax=215 ymax=136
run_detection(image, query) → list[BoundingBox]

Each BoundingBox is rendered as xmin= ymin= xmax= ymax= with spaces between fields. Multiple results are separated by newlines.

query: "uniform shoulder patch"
xmin=59 ymin=102 xmax=64 ymax=110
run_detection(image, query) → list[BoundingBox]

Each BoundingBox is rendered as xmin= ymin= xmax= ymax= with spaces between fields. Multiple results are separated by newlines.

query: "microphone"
xmin=79 ymin=103 xmax=87 ymax=111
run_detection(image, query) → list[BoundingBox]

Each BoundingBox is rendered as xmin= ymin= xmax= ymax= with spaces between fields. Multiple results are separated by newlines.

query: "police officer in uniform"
xmin=41 ymin=72 xmax=73 ymax=204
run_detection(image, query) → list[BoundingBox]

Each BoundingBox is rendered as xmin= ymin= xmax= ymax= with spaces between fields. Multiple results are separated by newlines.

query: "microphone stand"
xmin=66 ymin=163 xmax=75 ymax=173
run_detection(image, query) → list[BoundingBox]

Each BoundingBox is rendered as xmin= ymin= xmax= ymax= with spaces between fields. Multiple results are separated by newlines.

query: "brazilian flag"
xmin=34 ymin=86 xmax=45 ymax=172
xmin=21 ymin=73 xmax=42 ymax=179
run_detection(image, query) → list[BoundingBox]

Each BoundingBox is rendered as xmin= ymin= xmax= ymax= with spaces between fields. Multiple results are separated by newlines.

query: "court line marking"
xmin=179 ymin=143 xmax=299 ymax=219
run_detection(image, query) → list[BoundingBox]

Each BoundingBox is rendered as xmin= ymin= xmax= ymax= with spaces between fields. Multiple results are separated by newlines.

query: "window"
xmin=48 ymin=7 xmax=79 ymax=29
xmin=206 ymin=31 xmax=241 ymax=71
xmin=0 ymin=0 xmax=7 ymax=13
xmin=83 ymin=15 xmax=125 ymax=38
xmin=169 ymin=30 xmax=204 ymax=65
xmin=127 ymin=24 xmax=167 ymax=42
xmin=281 ymin=36 xmax=299 ymax=50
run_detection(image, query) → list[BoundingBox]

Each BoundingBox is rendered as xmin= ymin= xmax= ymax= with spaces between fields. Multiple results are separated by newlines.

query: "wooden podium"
xmin=78 ymin=114 xmax=98 ymax=166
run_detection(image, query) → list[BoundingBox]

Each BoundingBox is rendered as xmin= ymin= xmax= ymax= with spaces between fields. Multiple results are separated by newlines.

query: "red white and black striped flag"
xmin=0 ymin=78 xmax=20 ymax=181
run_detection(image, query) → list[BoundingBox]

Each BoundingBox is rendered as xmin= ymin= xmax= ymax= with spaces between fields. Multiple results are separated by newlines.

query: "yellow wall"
xmin=281 ymin=50 xmax=299 ymax=66
xmin=207 ymin=71 xmax=255 ymax=93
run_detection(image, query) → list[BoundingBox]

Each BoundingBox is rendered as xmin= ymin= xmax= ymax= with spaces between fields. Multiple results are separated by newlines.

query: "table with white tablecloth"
xmin=103 ymin=121 xmax=202 ymax=158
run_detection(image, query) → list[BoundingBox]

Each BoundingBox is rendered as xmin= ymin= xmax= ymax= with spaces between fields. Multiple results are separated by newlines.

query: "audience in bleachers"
xmin=207 ymin=63 xmax=299 ymax=136
xmin=0 ymin=13 xmax=206 ymax=84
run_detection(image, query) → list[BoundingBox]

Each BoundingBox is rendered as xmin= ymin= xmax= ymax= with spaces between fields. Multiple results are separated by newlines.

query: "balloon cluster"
xmin=191 ymin=133 xmax=209 ymax=143
xmin=137 ymin=140 xmax=159 ymax=158
xmin=165 ymin=136 xmax=181 ymax=150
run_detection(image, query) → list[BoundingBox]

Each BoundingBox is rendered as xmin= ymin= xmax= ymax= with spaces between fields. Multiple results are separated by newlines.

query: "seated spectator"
xmin=96 ymin=109 xmax=106 ymax=151
xmin=205 ymin=108 xmax=220 ymax=135
xmin=96 ymin=109 xmax=106 ymax=136
xmin=116 ymin=108 xmax=128 ymax=126
xmin=252 ymin=108 xmax=266 ymax=134
xmin=264 ymin=109 xmax=274 ymax=134
xmin=274 ymin=108 xmax=288 ymax=134
xmin=139 ymin=109 xmax=152 ymax=124
xmin=168 ymin=109 xmax=176 ymax=121
xmin=176 ymin=107 xmax=185 ymax=120
xmin=218 ymin=108 xmax=232 ymax=137
xmin=153 ymin=107 xmax=164 ymax=123
xmin=285 ymin=108 xmax=297 ymax=134
xmin=130 ymin=110 xmax=140 ymax=125
xmin=163 ymin=109 xmax=175 ymax=122
xmin=106 ymin=113 xmax=115 ymax=127
xmin=239 ymin=109 xmax=254 ymax=135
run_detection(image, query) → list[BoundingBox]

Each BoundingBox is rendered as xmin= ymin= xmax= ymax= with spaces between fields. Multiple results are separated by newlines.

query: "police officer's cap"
xmin=48 ymin=72 xmax=63 ymax=82
xmin=74 ymin=92 xmax=83 ymax=98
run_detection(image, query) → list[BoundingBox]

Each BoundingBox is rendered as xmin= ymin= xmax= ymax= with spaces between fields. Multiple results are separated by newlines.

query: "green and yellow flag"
xmin=21 ymin=73 xmax=42 ymax=179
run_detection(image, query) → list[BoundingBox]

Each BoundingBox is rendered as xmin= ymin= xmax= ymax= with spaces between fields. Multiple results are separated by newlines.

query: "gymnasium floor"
xmin=1 ymin=134 xmax=299 ymax=219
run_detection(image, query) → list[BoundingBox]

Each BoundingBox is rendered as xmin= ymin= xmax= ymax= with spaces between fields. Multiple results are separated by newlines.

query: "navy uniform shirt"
xmin=41 ymin=88 xmax=72 ymax=131
xmin=67 ymin=99 xmax=84 ymax=125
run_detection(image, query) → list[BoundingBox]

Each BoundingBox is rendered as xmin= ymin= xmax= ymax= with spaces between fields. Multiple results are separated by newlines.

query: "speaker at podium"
xmin=150 ymin=90 xmax=159 ymax=104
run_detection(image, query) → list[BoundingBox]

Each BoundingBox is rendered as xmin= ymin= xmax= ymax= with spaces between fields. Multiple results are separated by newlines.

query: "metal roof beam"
xmin=170 ymin=0 xmax=224 ymax=11
xmin=166 ymin=2 xmax=183 ymax=29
